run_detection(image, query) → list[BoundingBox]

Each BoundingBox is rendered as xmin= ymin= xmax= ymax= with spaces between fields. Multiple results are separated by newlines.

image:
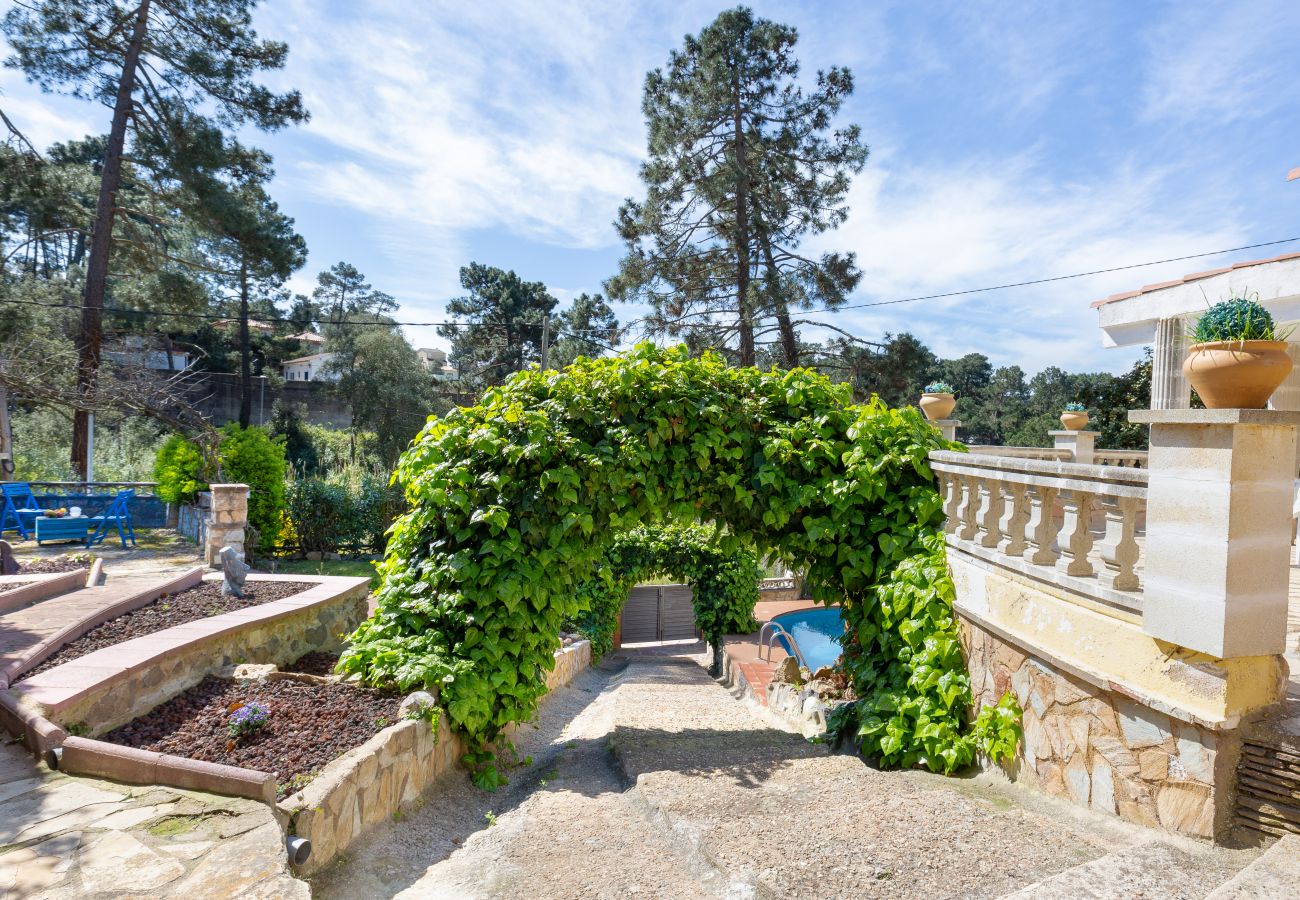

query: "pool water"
xmin=771 ymin=606 xmax=846 ymax=671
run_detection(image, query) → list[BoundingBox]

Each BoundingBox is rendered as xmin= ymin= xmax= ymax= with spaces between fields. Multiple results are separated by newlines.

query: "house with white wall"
xmin=282 ymin=352 xmax=337 ymax=382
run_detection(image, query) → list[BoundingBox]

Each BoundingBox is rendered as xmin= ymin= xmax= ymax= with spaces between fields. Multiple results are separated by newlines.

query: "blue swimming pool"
xmin=770 ymin=606 xmax=846 ymax=671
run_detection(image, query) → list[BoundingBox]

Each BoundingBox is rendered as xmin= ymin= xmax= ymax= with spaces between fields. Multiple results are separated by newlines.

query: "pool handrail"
xmin=758 ymin=621 xmax=810 ymax=670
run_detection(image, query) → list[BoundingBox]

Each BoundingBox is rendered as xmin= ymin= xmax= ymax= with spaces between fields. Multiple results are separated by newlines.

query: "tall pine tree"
xmin=608 ymin=6 xmax=866 ymax=367
xmin=3 ymin=0 xmax=306 ymax=477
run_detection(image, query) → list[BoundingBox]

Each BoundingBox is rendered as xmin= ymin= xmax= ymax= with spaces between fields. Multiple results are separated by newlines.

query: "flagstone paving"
xmin=311 ymin=648 xmax=1261 ymax=899
xmin=0 ymin=740 xmax=303 ymax=899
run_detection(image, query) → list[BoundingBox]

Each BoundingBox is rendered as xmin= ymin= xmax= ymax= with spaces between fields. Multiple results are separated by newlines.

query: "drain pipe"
xmin=286 ymin=835 xmax=312 ymax=867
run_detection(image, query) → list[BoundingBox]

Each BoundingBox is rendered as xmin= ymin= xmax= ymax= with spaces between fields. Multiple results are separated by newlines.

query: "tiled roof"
xmin=1091 ymin=251 xmax=1300 ymax=308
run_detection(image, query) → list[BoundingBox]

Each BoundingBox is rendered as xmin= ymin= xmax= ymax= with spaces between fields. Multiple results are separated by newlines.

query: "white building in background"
xmin=416 ymin=347 xmax=458 ymax=381
xmin=282 ymin=352 xmax=337 ymax=382
xmin=104 ymin=335 xmax=194 ymax=371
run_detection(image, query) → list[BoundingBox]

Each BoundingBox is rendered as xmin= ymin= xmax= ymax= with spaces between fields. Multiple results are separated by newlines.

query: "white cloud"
xmin=1141 ymin=0 xmax=1300 ymax=124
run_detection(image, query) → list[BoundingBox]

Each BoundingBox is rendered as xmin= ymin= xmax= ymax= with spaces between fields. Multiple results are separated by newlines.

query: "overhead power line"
xmin=4 ymin=235 xmax=1296 ymax=334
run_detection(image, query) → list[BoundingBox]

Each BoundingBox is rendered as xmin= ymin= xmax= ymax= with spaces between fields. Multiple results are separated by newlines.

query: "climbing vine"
xmin=339 ymin=344 xmax=1003 ymax=788
xmin=566 ymin=523 xmax=761 ymax=669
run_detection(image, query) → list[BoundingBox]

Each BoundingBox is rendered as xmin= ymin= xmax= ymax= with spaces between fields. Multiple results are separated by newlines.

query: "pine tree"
xmin=550 ymin=293 xmax=621 ymax=369
xmin=438 ymin=263 xmax=557 ymax=387
xmin=607 ymin=6 xmax=866 ymax=367
xmin=3 ymin=0 xmax=307 ymax=478
xmin=312 ymin=262 xmax=396 ymax=332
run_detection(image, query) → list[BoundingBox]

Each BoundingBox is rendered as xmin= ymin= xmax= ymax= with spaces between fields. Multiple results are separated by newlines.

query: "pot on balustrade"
xmin=1182 ymin=340 xmax=1293 ymax=409
xmin=1059 ymin=410 xmax=1089 ymax=431
xmin=919 ymin=392 xmax=956 ymax=421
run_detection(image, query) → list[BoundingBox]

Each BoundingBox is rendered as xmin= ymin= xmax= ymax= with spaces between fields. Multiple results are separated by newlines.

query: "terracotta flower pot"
xmin=1182 ymin=340 xmax=1293 ymax=409
xmin=919 ymin=392 xmax=956 ymax=421
xmin=1059 ymin=411 xmax=1089 ymax=431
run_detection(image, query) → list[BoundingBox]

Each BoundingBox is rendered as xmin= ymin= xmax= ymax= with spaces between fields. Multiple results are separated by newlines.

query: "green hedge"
xmin=283 ymin=471 xmax=399 ymax=554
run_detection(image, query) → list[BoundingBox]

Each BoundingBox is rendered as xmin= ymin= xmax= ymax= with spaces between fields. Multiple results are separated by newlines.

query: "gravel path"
xmin=311 ymin=650 xmax=1253 ymax=900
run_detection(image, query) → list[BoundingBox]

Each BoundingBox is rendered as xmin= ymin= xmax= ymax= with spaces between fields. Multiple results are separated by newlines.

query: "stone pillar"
xmin=1050 ymin=429 xmax=1096 ymax=464
xmin=204 ymin=483 xmax=249 ymax=567
xmin=1131 ymin=409 xmax=1300 ymax=658
xmin=932 ymin=419 xmax=961 ymax=442
xmin=1151 ymin=317 xmax=1191 ymax=410
xmin=1267 ymin=341 xmax=1300 ymax=476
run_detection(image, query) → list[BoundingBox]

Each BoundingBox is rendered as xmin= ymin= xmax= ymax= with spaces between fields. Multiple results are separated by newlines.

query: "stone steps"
xmin=995 ymin=842 xmax=1208 ymax=899
xmin=1235 ymin=700 xmax=1300 ymax=837
xmin=1205 ymin=834 xmax=1300 ymax=899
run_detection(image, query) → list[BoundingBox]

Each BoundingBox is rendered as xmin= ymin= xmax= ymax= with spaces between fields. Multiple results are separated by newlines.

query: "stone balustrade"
xmin=965 ymin=445 xmax=1070 ymax=462
xmin=930 ymin=451 xmax=1148 ymax=615
xmin=1094 ymin=450 xmax=1149 ymax=469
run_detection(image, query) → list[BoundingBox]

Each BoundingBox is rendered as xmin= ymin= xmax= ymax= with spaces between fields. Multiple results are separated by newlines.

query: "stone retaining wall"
xmin=281 ymin=640 xmax=592 ymax=875
xmin=961 ymin=615 xmax=1230 ymax=840
xmin=13 ymin=576 xmax=369 ymax=733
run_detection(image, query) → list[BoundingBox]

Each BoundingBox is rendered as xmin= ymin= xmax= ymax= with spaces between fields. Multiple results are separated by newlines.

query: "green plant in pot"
xmin=1184 ymin=296 xmax=1293 ymax=408
xmin=919 ymin=381 xmax=955 ymax=421
xmin=1059 ymin=401 xmax=1089 ymax=431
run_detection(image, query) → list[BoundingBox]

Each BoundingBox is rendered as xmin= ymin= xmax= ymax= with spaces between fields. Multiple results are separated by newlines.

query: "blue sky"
xmin=3 ymin=0 xmax=1299 ymax=374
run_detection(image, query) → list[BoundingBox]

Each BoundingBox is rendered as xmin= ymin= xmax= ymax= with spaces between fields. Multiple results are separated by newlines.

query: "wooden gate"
xmin=620 ymin=584 xmax=697 ymax=643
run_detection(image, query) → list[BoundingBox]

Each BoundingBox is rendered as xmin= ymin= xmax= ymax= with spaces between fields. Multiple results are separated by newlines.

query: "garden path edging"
xmin=0 ymin=568 xmax=89 ymax=615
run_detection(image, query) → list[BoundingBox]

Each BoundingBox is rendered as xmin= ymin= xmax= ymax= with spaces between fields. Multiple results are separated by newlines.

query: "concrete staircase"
xmin=1205 ymin=834 xmax=1300 ymax=899
xmin=996 ymin=843 xmax=1207 ymax=899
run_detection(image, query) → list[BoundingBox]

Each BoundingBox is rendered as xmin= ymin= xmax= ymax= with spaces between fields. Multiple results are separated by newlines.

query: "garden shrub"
xmin=153 ymin=425 xmax=287 ymax=552
xmin=283 ymin=467 xmax=400 ymax=554
xmin=340 ymin=344 xmax=1004 ymax=789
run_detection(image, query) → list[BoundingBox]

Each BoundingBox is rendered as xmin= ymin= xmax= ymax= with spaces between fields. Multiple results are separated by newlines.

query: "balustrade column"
xmin=956 ymin=476 xmax=980 ymax=541
xmin=1024 ymin=485 xmax=1060 ymax=565
xmin=1096 ymin=495 xmax=1141 ymax=591
xmin=997 ymin=482 xmax=1030 ymax=556
xmin=938 ymin=471 xmax=962 ymax=535
xmin=976 ymin=480 xmax=1003 ymax=548
xmin=1055 ymin=489 xmax=1096 ymax=577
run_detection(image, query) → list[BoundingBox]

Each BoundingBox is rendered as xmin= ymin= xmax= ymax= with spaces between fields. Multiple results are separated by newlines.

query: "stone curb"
xmin=0 ymin=566 xmax=205 ymax=684
xmin=0 ymin=689 xmax=67 ymax=757
xmin=59 ymin=735 xmax=277 ymax=803
xmin=0 ymin=569 xmax=89 ymax=616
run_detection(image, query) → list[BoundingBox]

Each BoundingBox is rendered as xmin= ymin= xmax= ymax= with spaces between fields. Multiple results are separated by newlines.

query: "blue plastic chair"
xmin=85 ymin=489 xmax=137 ymax=549
xmin=1 ymin=483 xmax=46 ymax=540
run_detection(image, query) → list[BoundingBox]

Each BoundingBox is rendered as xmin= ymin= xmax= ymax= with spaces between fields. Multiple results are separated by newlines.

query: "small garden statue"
xmin=0 ymin=540 xmax=17 ymax=576
xmin=220 ymin=545 xmax=250 ymax=597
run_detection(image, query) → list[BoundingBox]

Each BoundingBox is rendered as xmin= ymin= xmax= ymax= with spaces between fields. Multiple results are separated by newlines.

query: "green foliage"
xmin=154 ymin=434 xmax=209 ymax=504
xmin=972 ymin=692 xmax=1023 ymax=764
xmin=10 ymin=406 xmax=165 ymax=483
xmin=923 ymin=382 xmax=954 ymax=395
xmin=283 ymin=468 xmax=399 ymax=554
xmin=437 ymin=262 xmax=558 ymax=388
xmin=217 ymin=424 xmax=286 ymax=552
xmin=566 ymin=523 xmax=760 ymax=667
xmin=153 ymin=425 xmax=286 ymax=551
xmin=1191 ymin=295 xmax=1284 ymax=343
xmin=340 ymin=343 xmax=979 ymax=785
xmin=1062 ymin=401 xmax=1087 ymax=412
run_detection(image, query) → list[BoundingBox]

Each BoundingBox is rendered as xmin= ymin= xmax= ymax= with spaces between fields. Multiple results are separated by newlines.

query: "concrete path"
xmin=0 ymin=740 xmax=303 ymax=899
xmin=312 ymin=649 xmax=1260 ymax=899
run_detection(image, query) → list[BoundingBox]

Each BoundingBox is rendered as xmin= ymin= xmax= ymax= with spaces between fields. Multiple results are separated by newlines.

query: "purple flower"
xmin=228 ymin=701 xmax=270 ymax=738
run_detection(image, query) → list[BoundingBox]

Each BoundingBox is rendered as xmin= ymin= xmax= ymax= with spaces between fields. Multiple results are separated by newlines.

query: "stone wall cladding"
xmin=961 ymin=615 xmax=1229 ymax=841
xmin=15 ymin=576 xmax=369 ymax=733
xmin=281 ymin=640 xmax=591 ymax=875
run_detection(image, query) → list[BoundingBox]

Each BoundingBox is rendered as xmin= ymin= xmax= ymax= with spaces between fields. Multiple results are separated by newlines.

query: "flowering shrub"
xmin=924 ymin=381 xmax=954 ymax=394
xmin=227 ymin=702 xmax=270 ymax=739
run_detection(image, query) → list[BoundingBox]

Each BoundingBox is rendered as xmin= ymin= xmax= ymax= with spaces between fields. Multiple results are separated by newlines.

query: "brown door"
xmin=620 ymin=584 xmax=697 ymax=643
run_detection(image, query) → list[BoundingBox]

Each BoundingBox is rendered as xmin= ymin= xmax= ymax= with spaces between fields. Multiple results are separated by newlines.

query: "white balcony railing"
xmin=929 ymin=450 xmax=1148 ymax=615
xmin=1094 ymin=450 xmax=1149 ymax=469
xmin=965 ymin=445 xmax=1070 ymax=462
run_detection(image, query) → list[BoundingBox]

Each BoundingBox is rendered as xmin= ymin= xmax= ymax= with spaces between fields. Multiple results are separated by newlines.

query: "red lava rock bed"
xmin=104 ymin=674 xmax=401 ymax=798
xmin=17 ymin=555 xmax=91 ymax=575
xmin=17 ymin=580 xmax=314 ymax=681
xmin=281 ymin=650 xmax=341 ymax=676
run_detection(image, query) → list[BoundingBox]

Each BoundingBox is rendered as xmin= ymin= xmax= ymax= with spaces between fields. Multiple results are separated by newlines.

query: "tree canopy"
xmin=608 ymin=6 xmax=866 ymax=367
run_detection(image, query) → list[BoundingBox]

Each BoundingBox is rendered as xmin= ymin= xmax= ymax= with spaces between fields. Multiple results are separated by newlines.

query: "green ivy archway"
xmin=340 ymin=344 xmax=1011 ymax=788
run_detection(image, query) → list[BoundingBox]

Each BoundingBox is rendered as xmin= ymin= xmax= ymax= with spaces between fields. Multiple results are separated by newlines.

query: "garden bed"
xmin=0 ymin=580 xmax=34 ymax=593
xmin=18 ymin=555 xmax=91 ymax=575
xmin=18 ymin=580 xmax=313 ymax=680
xmin=281 ymin=650 xmax=340 ymax=677
xmin=103 ymin=674 xmax=400 ymax=798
